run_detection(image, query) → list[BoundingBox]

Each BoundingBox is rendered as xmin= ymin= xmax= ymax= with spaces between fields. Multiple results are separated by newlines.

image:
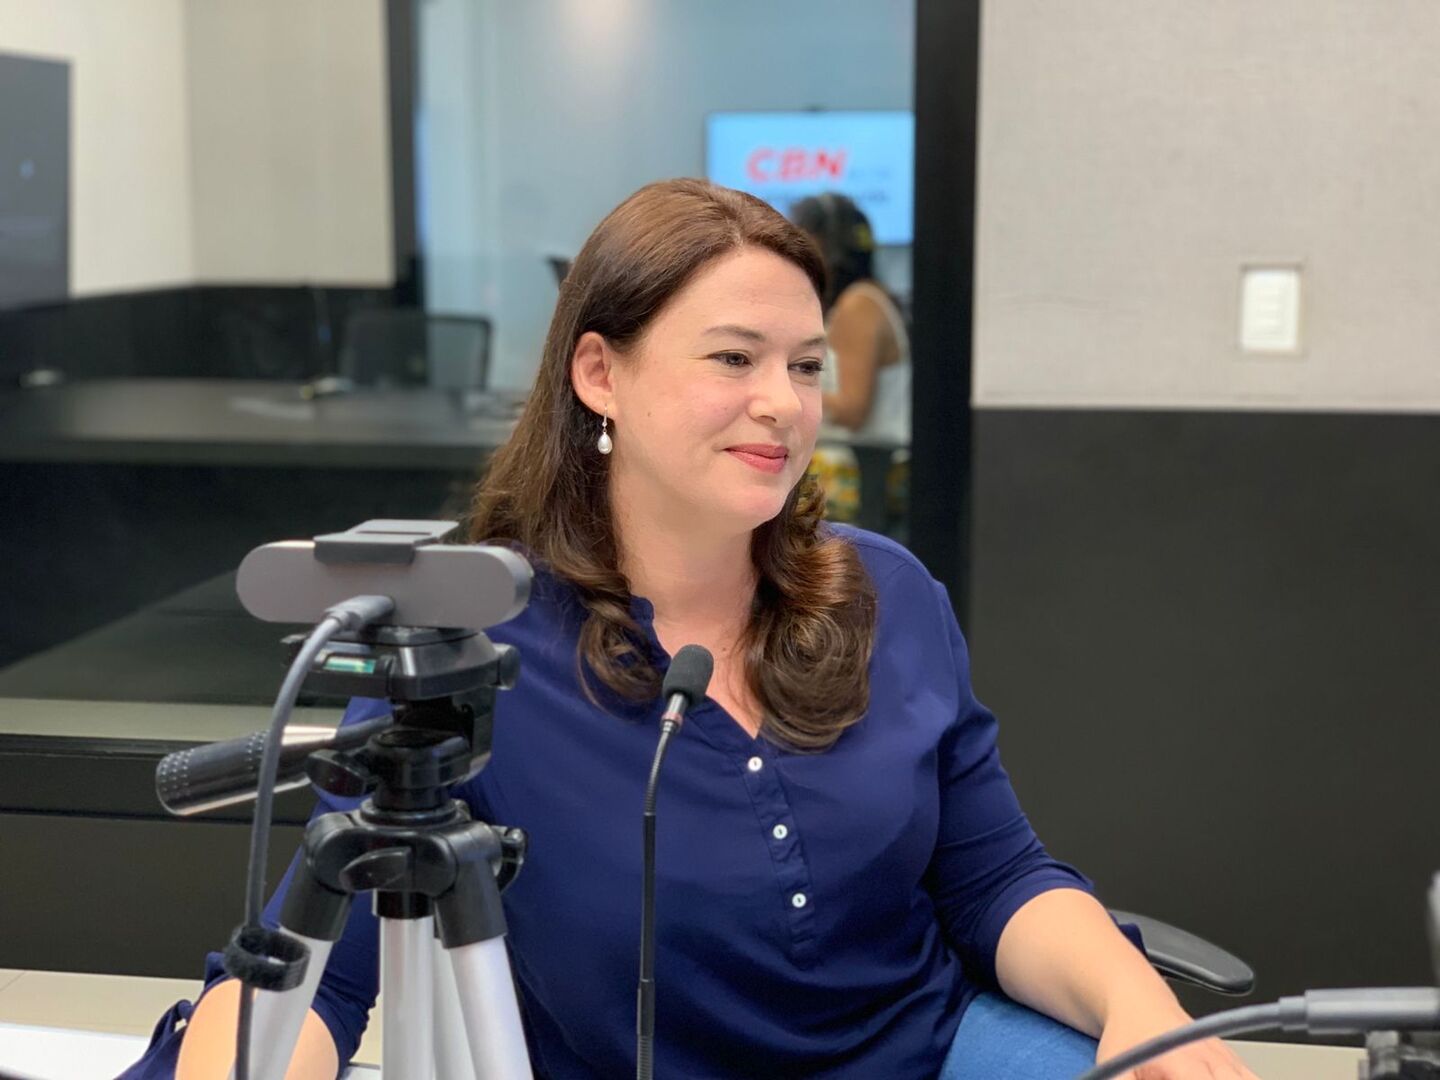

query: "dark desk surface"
xmin=0 ymin=571 xmax=310 ymax=711
xmin=0 ymin=567 xmax=444 ymax=830
xmin=0 ymin=378 xmax=521 ymax=469
xmin=0 ymin=569 xmax=352 ymax=824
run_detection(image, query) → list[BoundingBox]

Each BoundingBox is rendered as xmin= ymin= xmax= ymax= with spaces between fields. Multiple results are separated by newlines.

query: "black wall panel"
xmin=0 ymin=462 xmax=467 ymax=668
xmin=1 ymin=812 xmax=305 ymax=977
xmin=968 ymin=408 xmax=1440 ymax=1010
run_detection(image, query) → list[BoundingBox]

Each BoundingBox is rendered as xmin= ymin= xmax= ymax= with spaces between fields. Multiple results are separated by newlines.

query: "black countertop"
xmin=0 ymin=378 xmax=521 ymax=468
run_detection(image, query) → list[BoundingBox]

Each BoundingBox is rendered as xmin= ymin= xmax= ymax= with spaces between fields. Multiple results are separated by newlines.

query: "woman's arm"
xmin=996 ymin=887 xmax=1177 ymax=1037
xmin=822 ymin=287 xmax=888 ymax=430
xmin=176 ymin=979 xmax=339 ymax=1080
xmin=913 ymin=567 xmax=1257 ymax=1078
xmin=995 ymin=888 xmax=1258 ymax=1078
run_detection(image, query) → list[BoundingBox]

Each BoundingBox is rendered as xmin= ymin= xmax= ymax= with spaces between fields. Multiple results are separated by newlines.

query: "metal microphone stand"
xmin=1362 ymin=1030 xmax=1440 ymax=1078
xmin=1359 ymin=874 xmax=1440 ymax=1079
xmin=232 ymin=624 xmax=536 ymax=1080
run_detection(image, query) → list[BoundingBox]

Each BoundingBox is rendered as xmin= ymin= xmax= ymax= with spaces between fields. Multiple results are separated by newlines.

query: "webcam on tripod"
xmin=154 ymin=520 xmax=540 ymax=1080
xmin=156 ymin=520 xmax=531 ymax=816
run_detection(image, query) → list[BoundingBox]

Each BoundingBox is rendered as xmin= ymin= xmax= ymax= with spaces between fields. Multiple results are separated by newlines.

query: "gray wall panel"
xmin=973 ymin=0 xmax=1440 ymax=412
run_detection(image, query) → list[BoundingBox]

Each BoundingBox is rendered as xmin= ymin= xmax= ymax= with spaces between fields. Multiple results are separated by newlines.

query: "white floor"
xmin=0 ymin=967 xmax=1365 ymax=1079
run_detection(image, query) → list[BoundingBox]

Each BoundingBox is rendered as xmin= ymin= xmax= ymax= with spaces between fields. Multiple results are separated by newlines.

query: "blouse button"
xmin=746 ymin=756 xmax=763 ymax=773
xmin=791 ymin=892 xmax=808 ymax=909
xmin=771 ymin=823 xmax=788 ymax=840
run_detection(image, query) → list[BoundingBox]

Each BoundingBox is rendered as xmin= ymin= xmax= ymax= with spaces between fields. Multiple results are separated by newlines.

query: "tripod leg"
xmin=432 ymin=823 xmax=533 ymax=1079
xmin=432 ymin=935 xmax=479 ymax=1080
xmin=234 ymin=934 xmax=335 ymax=1080
xmin=382 ymin=914 xmax=436 ymax=1080
xmin=448 ymin=938 xmax=534 ymax=1080
xmin=243 ymin=823 xmax=358 ymax=1080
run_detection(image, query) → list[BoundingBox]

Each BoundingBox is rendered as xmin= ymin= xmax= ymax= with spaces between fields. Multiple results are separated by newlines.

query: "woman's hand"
xmin=1096 ymin=1000 xmax=1261 ymax=1079
xmin=994 ymin=890 xmax=1263 ymax=1078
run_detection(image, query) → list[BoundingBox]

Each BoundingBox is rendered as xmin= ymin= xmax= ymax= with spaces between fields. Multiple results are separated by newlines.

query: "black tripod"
xmin=227 ymin=625 xmax=536 ymax=1080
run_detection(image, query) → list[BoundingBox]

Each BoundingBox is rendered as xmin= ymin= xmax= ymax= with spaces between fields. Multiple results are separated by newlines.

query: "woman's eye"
xmin=792 ymin=360 xmax=824 ymax=377
xmin=714 ymin=352 xmax=750 ymax=367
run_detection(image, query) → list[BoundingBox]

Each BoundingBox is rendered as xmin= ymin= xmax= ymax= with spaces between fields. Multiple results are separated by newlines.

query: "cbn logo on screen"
xmin=745 ymin=148 xmax=849 ymax=184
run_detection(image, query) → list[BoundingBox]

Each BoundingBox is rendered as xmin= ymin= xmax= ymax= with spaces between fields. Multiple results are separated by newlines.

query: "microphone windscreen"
xmin=662 ymin=644 xmax=714 ymax=705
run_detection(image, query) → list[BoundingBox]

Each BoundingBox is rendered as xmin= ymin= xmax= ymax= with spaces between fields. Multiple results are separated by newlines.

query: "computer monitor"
xmin=705 ymin=110 xmax=914 ymax=246
xmin=0 ymin=52 xmax=70 ymax=309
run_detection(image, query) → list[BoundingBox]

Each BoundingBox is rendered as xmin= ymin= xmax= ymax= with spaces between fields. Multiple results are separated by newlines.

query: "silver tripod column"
xmin=382 ymin=915 xmax=436 ymax=1080
xmin=380 ymin=915 xmax=534 ymax=1079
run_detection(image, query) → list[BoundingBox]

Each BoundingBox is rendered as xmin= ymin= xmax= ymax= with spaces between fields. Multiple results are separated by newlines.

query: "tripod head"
xmin=289 ymin=622 xmax=520 ymax=804
xmin=261 ymin=518 xmax=530 ymax=787
xmin=156 ymin=520 xmax=532 ymax=816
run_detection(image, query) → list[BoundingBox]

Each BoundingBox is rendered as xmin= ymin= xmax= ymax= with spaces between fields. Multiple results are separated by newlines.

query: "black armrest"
xmin=1109 ymin=909 xmax=1256 ymax=996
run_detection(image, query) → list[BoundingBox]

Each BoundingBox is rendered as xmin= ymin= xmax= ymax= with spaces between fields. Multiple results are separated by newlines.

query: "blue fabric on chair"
xmin=940 ymin=992 xmax=1098 ymax=1080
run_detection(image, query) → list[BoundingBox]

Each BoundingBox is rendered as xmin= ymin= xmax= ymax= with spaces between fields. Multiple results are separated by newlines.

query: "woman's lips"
xmin=725 ymin=447 xmax=789 ymax=474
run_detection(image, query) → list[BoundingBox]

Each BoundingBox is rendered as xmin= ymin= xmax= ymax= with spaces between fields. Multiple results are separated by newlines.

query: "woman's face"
xmin=606 ymin=246 xmax=826 ymax=537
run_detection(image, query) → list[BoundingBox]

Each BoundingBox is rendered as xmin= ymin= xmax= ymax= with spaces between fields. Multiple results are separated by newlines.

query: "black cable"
xmin=234 ymin=595 xmax=393 ymax=1080
xmin=1074 ymin=1003 xmax=1284 ymax=1080
xmin=637 ymin=719 xmax=679 ymax=1080
xmin=1076 ymin=988 xmax=1440 ymax=1080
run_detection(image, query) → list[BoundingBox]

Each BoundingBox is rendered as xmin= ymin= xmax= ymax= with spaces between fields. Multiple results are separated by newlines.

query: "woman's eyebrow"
xmin=702 ymin=324 xmax=827 ymax=350
xmin=702 ymin=324 xmax=766 ymax=342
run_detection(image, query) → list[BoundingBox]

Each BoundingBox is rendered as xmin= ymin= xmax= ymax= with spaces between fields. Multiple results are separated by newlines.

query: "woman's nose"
xmin=750 ymin=362 xmax=804 ymax=426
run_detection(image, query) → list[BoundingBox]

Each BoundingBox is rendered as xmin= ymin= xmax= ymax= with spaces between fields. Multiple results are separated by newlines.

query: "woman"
xmin=171 ymin=180 xmax=1256 ymax=1079
xmin=790 ymin=192 xmax=910 ymax=529
xmin=790 ymin=192 xmax=909 ymax=441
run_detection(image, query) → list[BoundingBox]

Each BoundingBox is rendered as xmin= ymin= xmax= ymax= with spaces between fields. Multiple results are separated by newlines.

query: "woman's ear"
xmin=570 ymin=331 xmax=617 ymax=418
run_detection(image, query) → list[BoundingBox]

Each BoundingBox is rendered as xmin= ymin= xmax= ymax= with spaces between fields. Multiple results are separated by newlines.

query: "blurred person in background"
xmin=791 ymin=193 xmax=911 ymax=529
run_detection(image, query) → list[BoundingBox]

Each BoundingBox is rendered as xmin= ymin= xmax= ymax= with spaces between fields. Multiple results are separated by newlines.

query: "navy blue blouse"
xmin=225 ymin=525 xmax=1097 ymax=1078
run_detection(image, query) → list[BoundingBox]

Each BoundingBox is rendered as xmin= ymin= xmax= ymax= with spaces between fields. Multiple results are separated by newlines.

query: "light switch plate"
xmin=1239 ymin=264 xmax=1304 ymax=355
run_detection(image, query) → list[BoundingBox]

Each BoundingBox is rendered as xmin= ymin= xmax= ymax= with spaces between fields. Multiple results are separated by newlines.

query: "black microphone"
xmin=638 ymin=644 xmax=713 ymax=1080
xmin=659 ymin=644 xmax=715 ymax=730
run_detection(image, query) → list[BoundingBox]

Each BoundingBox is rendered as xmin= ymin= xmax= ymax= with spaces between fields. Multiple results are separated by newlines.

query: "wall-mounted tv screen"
xmin=0 ymin=52 xmax=70 ymax=309
xmin=705 ymin=110 xmax=913 ymax=246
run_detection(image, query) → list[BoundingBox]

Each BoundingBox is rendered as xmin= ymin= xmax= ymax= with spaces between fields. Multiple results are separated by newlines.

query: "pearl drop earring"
xmin=597 ymin=409 xmax=613 ymax=455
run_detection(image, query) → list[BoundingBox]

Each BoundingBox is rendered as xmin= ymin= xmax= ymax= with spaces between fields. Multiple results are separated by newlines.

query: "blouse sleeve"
xmin=921 ymin=577 xmax=1095 ymax=989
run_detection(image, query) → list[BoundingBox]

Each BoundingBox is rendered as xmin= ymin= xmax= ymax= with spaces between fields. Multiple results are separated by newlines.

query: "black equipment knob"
xmin=306 ymin=749 xmax=375 ymax=798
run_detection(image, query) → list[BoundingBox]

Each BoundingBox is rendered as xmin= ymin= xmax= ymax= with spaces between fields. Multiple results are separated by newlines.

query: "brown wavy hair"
xmin=466 ymin=178 xmax=876 ymax=751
